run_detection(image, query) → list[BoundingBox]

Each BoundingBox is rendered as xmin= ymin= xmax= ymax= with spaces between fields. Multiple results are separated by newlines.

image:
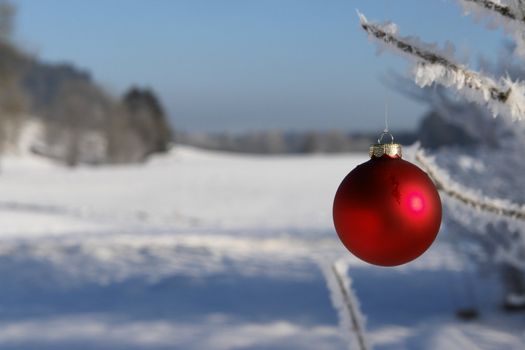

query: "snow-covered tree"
xmin=358 ymin=1 xmax=525 ymax=309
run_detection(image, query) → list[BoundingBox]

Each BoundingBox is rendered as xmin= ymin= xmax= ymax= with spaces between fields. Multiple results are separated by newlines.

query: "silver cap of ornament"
xmin=369 ymin=131 xmax=402 ymax=158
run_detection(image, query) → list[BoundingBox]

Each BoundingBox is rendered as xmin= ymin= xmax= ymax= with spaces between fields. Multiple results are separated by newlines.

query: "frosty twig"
xmin=458 ymin=0 xmax=525 ymax=60
xmin=358 ymin=11 xmax=525 ymax=119
xmin=415 ymin=149 xmax=525 ymax=220
xmin=322 ymin=259 xmax=370 ymax=350
xmin=358 ymin=12 xmax=509 ymax=102
xmin=330 ymin=261 xmax=370 ymax=350
xmin=461 ymin=0 xmax=525 ymax=23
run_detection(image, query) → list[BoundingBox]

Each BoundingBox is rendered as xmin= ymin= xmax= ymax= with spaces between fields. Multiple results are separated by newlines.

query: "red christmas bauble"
xmin=333 ymin=142 xmax=442 ymax=266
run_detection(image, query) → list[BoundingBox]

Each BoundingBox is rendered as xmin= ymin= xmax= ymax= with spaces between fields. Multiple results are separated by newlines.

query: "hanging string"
xmin=380 ymin=0 xmax=392 ymax=143
xmin=377 ymin=87 xmax=394 ymax=144
xmin=384 ymin=98 xmax=389 ymax=133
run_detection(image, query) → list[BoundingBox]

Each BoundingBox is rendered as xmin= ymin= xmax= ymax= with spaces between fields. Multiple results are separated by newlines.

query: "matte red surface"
xmin=333 ymin=156 xmax=442 ymax=266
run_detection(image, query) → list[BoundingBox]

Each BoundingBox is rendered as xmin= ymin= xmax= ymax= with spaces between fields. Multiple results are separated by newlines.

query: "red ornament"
xmin=333 ymin=135 xmax=442 ymax=266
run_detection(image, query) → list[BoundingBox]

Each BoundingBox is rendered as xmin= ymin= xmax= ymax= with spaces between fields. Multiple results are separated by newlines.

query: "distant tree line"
xmin=175 ymin=112 xmax=475 ymax=154
xmin=0 ymin=0 xmax=25 ymax=155
xmin=175 ymin=130 xmax=417 ymax=154
xmin=36 ymin=81 xmax=173 ymax=166
xmin=0 ymin=0 xmax=173 ymax=166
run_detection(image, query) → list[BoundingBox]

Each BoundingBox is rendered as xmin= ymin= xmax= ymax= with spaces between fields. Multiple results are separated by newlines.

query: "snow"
xmin=0 ymin=145 xmax=523 ymax=349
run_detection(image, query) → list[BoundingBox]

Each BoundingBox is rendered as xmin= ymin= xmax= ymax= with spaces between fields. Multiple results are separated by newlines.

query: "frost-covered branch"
xmin=461 ymin=0 xmax=525 ymax=22
xmin=415 ymin=148 xmax=525 ymax=220
xmin=459 ymin=0 xmax=525 ymax=59
xmin=358 ymin=11 xmax=525 ymax=120
xmin=321 ymin=259 xmax=370 ymax=350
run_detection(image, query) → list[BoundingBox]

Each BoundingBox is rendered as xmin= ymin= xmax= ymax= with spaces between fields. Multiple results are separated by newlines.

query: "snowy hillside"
xmin=0 ymin=146 xmax=522 ymax=349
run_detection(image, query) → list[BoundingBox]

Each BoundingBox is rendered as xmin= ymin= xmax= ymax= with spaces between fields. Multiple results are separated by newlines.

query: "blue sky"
xmin=13 ymin=0 xmax=505 ymax=133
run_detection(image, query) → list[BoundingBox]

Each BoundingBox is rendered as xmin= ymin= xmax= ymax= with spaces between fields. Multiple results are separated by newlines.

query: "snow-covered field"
xmin=0 ymin=146 xmax=523 ymax=349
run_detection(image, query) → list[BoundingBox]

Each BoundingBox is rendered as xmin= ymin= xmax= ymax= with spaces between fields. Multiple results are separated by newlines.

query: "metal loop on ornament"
xmin=370 ymin=131 xmax=402 ymax=158
xmin=377 ymin=131 xmax=394 ymax=145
